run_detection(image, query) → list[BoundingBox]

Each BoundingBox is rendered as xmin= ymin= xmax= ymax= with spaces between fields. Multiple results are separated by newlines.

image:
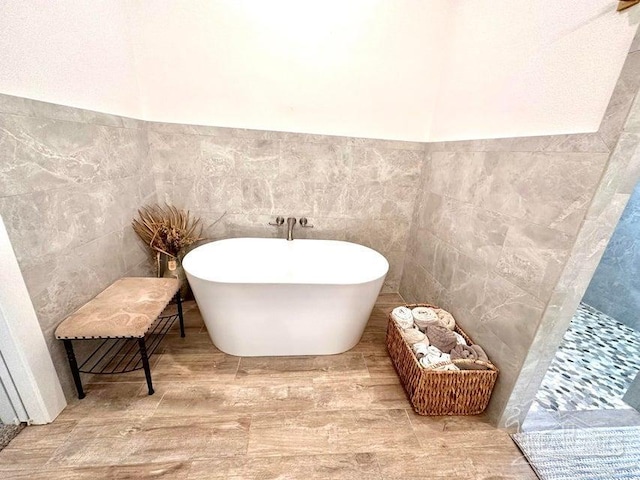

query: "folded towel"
xmin=412 ymin=307 xmax=439 ymax=330
xmin=391 ymin=306 xmax=414 ymax=330
xmin=453 ymin=332 xmax=468 ymax=346
xmin=471 ymin=344 xmax=488 ymax=361
xmin=419 ymin=346 xmax=451 ymax=368
xmin=450 ymin=344 xmax=491 ymax=370
xmin=431 ymin=363 xmax=460 ymax=371
xmin=450 ymin=344 xmax=489 ymax=361
xmin=412 ymin=342 xmax=430 ymax=359
xmin=419 ymin=347 xmax=458 ymax=370
xmin=425 ymin=325 xmax=458 ymax=353
xmin=455 ymin=361 xmax=490 ymax=370
xmin=450 ymin=344 xmax=477 ymax=361
xmin=434 ymin=308 xmax=456 ymax=331
xmin=402 ymin=327 xmax=426 ymax=344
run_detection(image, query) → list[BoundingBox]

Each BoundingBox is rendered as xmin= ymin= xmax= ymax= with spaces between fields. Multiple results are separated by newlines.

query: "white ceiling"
xmin=0 ymin=0 xmax=638 ymax=142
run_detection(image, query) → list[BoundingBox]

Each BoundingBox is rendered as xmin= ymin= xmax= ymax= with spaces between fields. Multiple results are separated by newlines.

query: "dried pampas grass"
xmin=132 ymin=204 xmax=205 ymax=259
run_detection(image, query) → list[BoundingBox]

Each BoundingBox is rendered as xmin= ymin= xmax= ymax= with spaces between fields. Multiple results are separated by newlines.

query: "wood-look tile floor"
xmin=0 ymin=294 xmax=536 ymax=479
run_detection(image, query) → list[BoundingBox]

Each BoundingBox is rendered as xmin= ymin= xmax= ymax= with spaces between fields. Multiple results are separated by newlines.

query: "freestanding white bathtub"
xmin=182 ymin=238 xmax=389 ymax=356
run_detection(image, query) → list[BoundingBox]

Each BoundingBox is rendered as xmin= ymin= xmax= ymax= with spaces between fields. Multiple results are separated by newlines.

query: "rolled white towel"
xmin=391 ymin=306 xmax=414 ymax=330
xmin=412 ymin=307 xmax=439 ymax=330
xmin=402 ymin=327 xmax=426 ymax=344
xmin=454 ymin=332 xmax=468 ymax=346
xmin=418 ymin=346 xmax=451 ymax=368
xmin=412 ymin=342 xmax=430 ymax=359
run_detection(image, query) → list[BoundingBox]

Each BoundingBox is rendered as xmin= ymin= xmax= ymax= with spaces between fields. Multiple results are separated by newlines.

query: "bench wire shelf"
xmin=77 ymin=306 xmax=182 ymax=376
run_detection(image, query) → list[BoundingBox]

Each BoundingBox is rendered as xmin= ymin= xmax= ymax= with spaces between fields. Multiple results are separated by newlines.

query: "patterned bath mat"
xmin=0 ymin=422 xmax=24 ymax=451
xmin=512 ymin=427 xmax=640 ymax=479
xmin=535 ymin=303 xmax=640 ymax=412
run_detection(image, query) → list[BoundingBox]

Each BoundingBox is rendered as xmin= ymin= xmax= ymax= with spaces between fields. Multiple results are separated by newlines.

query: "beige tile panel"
xmin=0 ymin=420 xmax=78 ymax=469
xmin=422 ymin=151 xmax=609 ymax=236
xmin=349 ymin=329 xmax=388 ymax=355
xmin=494 ymin=220 xmax=573 ymax=300
xmin=280 ymin=141 xmax=352 ymax=183
xmin=417 ymin=193 xmax=509 ymax=268
xmin=187 ymin=453 xmax=381 ymax=480
xmin=616 ymin=133 xmax=640 ymax=194
xmin=55 ymin=382 xmax=161 ymax=420
xmin=152 ymin=378 xmax=409 ymax=416
xmin=405 ymin=409 xmax=497 ymax=433
xmin=363 ymin=353 xmax=399 ymax=379
xmin=0 ymin=115 xmax=146 ymax=197
xmin=631 ymin=26 xmax=640 ymax=53
xmin=48 ymin=415 xmax=250 ymax=466
xmin=235 ymin=139 xmax=281 ymax=179
xmin=236 ymin=354 xmax=368 ymax=383
xmin=482 ymin=152 xmax=606 ymax=235
xmin=151 ymin=352 xmax=240 ymax=383
xmin=351 ymin=146 xmax=423 ymax=185
xmin=376 ymin=449 xmax=536 ymax=480
xmin=148 ymin=131 xmax=236 ymax=180
xmin=0 ymin=463 xmax=192 ymax=480
xmin=0 ymin=176 xmax=147 ymax=264
xmin=247 ymin=409 xmax=417 ymax=456
xmin=160 ymin=331 xmax=219 ymax=355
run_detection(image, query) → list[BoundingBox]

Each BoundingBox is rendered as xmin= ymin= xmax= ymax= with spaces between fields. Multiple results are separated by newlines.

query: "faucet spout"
xmin=286 ymin=217 xmax=297 ymax=241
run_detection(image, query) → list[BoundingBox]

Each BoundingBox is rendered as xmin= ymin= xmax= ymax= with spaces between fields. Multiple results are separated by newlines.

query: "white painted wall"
xmin=0 ymin=216 xmax=66 ymax=425
xmin=0 ymin=0 xmax=637 ymax=141
xmin=127 ymin=0 xmax=450 ymax=141
xmin=0 ymin=0 xmax=140 ymax=118
xmin=429 ymin=0 xmax=640 ymax=141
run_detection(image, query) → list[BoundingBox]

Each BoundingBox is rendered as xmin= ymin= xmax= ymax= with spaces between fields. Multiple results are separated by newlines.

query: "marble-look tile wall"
xmin=400 ymin=137 xmax=609 ymax=425
xmin=0 ymin=93 xmax=424 ymax=399
xmin=147 ymin=123 xmax=425 ymax=292
xmin=502 ymin=41 xmax=640 ymax=428
xmin=0 ymin=94 xmax=154 ymax=399
xmin=400 ymin=32 xmax=640 ymax=427
xmin=582 ymin=181 xmax=640 ymax=331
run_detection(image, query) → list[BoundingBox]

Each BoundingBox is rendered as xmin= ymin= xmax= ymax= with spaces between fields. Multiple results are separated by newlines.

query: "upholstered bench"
xmin=55 ymin=277 xmax=184 ymax=398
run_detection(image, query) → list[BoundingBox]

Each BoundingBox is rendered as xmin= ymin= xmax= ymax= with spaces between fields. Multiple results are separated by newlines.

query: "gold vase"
xmin=161 ymin=254 xmax=188 ymax=298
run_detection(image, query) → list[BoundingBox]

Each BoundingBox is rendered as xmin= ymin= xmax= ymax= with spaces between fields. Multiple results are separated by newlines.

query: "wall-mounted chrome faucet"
xmin=286 ymin=217 xmax=296 ymax=241
xmin=268 ymin=216 xmax=314 ymax=241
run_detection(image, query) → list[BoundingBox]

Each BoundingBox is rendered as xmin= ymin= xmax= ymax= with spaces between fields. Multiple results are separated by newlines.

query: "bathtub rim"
xmin=182 ymin=237 xmax=390 ymax=286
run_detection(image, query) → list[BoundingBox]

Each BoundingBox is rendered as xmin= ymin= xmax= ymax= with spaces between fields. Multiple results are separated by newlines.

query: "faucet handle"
xmin=269 ymin=216 xmax=285 ymax=227
xmin=299 ymin=217 xmax=314 ymax=228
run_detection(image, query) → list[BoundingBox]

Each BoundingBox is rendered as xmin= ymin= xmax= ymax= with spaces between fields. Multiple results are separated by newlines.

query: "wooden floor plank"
xmin=1 ymin=293 xmax=535 ymax=478
xmin=247 ymin=409 xmax=418 ymax=456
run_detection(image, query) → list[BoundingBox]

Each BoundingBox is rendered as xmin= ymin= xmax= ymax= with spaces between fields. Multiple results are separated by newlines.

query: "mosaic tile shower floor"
xmin=533 ymin=303 xmax=640 ymax=412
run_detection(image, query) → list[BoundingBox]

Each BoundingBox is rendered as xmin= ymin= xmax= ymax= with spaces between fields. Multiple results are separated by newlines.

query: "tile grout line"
xmin=402 ymin=408 xmax=430 ymax=454
xmin=41 ymin=419 xmax=83 ymax=467
xmin=372 ymin=452 xmax=385 ymax=480
xmin=234 ymin=356 xmax=243 ymax=381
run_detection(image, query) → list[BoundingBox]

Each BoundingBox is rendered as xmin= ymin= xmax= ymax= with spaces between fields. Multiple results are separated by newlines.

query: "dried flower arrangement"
xmin=132 ymin=204 xmax=205 ymax=276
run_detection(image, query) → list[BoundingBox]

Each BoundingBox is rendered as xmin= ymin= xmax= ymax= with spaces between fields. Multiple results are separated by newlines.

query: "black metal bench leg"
xmin=138 ymin=338 xmax=154 ymax=395
xmin=63 ymin=340 xmax=85 ymax=399
xmin=176 ymin=292 xmax=185 ymax=338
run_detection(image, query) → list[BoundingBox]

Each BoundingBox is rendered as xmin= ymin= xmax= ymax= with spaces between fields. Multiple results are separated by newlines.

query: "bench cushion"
xmin=55 ymin=277 xmax=180 ymax=339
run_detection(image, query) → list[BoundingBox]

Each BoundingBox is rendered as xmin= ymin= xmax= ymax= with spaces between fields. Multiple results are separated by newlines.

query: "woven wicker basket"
xmin=386 ymin=303 xmax=499 ymax=416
